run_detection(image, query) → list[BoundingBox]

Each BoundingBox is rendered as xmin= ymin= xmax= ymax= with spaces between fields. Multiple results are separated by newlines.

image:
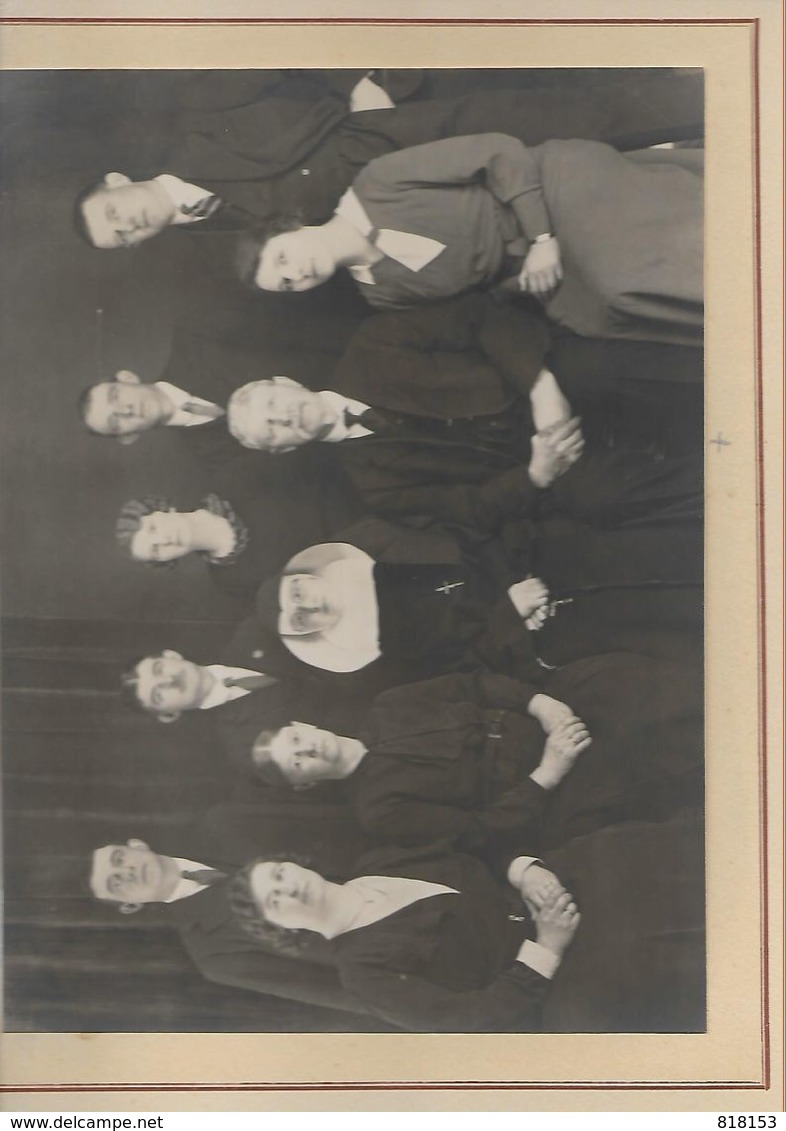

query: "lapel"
xmin=340 ymin=430 xmax=516 ymax=479
xmin=166 ymin=878 xmax=235 ymax=936
xmin=336 ymin=355 xmax=515 ymax=421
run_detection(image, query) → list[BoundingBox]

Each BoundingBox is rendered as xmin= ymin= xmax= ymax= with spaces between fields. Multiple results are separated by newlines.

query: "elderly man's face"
xmin=81 ymin=174 xmax=176 ymax=249
xmin=228 ymin=378 xmax=332 ymax=452
xmin=279 ymin=573 xmax=341 ymax=635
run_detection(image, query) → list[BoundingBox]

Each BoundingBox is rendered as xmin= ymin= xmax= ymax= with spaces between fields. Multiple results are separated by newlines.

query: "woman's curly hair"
xmin=229 ymin=855 xmax=323 ymax=957
xmin=234 ymin=214 xmax=305 ymax=291
xmin=115 ymin=495 xmax=177 ymax=568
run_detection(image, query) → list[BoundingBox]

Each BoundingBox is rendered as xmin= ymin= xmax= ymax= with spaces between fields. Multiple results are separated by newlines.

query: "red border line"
xmin=749 ymin=17 xmax=770 ymax=1095
xmin=0 ymin=16 xmax=758 ymax=26
xmin=0 ymin=14 xmax=773 ymax=1098
xmin=0 ymin=1082 xmax=768 ymax=1095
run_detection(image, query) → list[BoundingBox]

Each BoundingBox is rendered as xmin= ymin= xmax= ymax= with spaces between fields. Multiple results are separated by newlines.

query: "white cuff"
xmin=516 ymin=939 xmax=561 ymax=979
xmin=507 ymin=855 xmax=541 ymax=888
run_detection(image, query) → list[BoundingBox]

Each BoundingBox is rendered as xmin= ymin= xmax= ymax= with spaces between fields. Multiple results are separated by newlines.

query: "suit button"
xmin=252 ymin=649 xmax=265 ymax=659
xmin=300 ymin=168 xmax=311 ymax=176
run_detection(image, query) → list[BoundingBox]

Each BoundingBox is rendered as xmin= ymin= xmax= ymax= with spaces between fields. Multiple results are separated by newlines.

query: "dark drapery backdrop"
xmin=2 ymin=615 xmax=393 ymax=1032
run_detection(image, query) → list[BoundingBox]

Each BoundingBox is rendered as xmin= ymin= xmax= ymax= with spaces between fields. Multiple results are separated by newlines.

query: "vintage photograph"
xmin=2 ymin=65 xmax=708 ymax=1036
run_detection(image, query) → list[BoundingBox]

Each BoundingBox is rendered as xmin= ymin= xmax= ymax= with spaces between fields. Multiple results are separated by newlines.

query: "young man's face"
xmin=133 ymin=652 xmax=207 ymax=716
xmin=81 ymin=175 xmax=175 ymax=249
xmin=84 ymin=374 xmax=167 ymax=441
xmin=90 ymin=840 xmax=170 ymax=904
xmin=228 ymin=379 xmax=332 ymax=452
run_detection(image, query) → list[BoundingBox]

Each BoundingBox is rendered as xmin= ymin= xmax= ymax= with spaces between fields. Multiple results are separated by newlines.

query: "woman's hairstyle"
xmin=115 ymin=496 xmax=177 ymax=566
xmin=234 ymin=215 xmax=304 ymax=290
xmin=228 ymin=856 xmax=321 ymax=957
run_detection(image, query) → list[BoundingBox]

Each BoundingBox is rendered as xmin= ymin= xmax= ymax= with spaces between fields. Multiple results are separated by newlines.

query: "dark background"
xmin=1 ymin=67 xmax=692 ymax=1033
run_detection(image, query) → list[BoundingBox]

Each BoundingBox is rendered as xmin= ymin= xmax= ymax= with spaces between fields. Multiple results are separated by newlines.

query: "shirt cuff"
xmin=507 ymin=855 xmax=541 ymax=887
xmin=516 ymin=939 xmax=561 ymax=979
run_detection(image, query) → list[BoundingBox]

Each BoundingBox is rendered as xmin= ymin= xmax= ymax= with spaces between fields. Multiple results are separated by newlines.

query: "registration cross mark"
xmin=710 ymin=433 xmax=732 ymax=451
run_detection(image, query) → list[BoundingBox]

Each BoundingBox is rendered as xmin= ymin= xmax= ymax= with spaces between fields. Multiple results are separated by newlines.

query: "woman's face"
xmin=257 ymin=722 xmax=345 ymax=786
xmin=254 ymin=228 xmax=336 ymax=293
xmin=279 ymin=573 xmax=341 ymax=635
xmin=250 ymin=860 xmax=328 ymax=931
xmin=130 ymin=511 xmax=192 ymax=562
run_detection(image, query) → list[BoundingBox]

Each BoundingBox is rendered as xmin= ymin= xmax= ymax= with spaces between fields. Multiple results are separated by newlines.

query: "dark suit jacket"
xmin=163 ymin=802 xmax=371 ymax=1015
xmin=330 ymin=295 xmax=550 ymax=533
xmin=329 ymin=295 xmax=702 ymax=536
xmin=165 ymin=71 xmax=705 ymax=225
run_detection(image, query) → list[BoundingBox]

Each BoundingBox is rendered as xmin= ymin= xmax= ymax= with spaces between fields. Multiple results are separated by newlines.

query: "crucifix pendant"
xmin=435 ymin=580 xmax=465 ymax=595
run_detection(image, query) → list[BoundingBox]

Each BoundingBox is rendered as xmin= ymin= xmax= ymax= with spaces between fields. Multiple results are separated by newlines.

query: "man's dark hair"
xmin=73 ymin=177 xmax=107 ymax=247
xmin=118 ymin=654 xmax=153 ymax=713
xmin=234 ymin=215 xmax=304 ymax=290
xmin=249 ymin=728 xmax=293 ymax=790
xmin=77 ymin=383 xmax=105 ymax=434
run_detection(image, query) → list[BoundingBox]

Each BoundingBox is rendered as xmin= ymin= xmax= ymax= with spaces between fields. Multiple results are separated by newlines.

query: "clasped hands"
xmin=528 ymin=416 xmax=585 ymax=488
xmin=507 ymin=576 xmax=553 ymax=631
xmin=518 ymin=865 xmax=581 ymax=955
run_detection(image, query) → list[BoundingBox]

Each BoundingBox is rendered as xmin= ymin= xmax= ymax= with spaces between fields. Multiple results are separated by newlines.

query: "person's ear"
xmin=104 ymin=172 xmax=132 ymax=189
xmin=156 ymin=711 xmax=181 ymax=725
xmin=115 ymin=370 xmax=141 ymax=385
xmin=119 ymin=902 xmax=143 ymax=915
xmin=127 ymin=838 xmax=149 ymax=850
xmin=118 ymin=432 xmax=141 ymax=446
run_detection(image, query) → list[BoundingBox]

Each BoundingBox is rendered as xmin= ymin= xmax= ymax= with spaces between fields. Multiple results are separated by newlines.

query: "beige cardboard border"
xmin=1 ymin=0 xmax=783 ymax=1113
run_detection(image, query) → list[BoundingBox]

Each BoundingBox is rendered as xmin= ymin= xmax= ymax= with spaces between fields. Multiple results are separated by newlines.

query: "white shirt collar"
xmin=197 ymin=664 xmax=269 ymax=710
xmin=325 ymin=875 xmax=458 ymax=937
xmin=154 ymin=381 xmax=223 ymax=428
xmin=163 ymin=856 xmax=211 ymax=902
xmin=155 ymin=174 xmax=215 ymax=227
xmin=319 ymin=390 xmax=373 ymax=442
